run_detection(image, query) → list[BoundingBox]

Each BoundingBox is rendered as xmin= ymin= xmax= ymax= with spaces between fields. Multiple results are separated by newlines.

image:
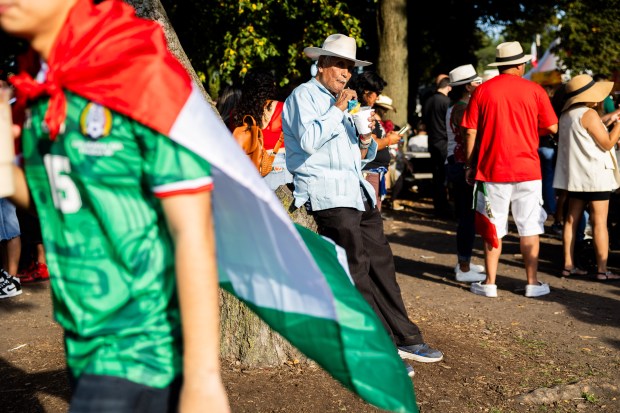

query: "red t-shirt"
xmin=462 ymin=74 xmax=557 ymax=182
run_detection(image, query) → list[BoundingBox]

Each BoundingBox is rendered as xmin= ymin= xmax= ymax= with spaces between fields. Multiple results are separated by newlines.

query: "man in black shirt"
xmin=422 ymin=75 xmax=452 ymax=216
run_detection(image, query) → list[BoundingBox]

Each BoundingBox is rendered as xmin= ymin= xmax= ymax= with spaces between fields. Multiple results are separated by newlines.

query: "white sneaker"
xmin=471 ymin=263 xmax=485 ymax=273
xmin=0 ymin=272 xmax=22 ymax=299
xmin=470 ymin=282 xmax=497 ymax=297
xmin=455 ymin=267 xmax=487 ymax=283
xmin=454 ymin=263 xmax=485 ymax=274
xmin=525 ymin=282 xmax=550 ymax=298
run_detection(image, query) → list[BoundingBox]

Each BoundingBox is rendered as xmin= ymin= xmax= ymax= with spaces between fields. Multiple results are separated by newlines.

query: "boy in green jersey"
xmin=1 ymin=0 xmax=230 ymax=411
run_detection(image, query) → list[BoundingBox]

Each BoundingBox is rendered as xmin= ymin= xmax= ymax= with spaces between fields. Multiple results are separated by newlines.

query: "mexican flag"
xmin=10 ymin=1 xmax=417 ymax=412
xmin=474 ymin=182 xmax=499 ymax=249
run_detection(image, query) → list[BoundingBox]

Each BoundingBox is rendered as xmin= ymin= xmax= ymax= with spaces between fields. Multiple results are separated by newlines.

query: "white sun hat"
xmin=304 ymin=34 xmax=372 ymax=67
xmin=562 ymin=74 xmax=614 ymax=112
xmin=374 ymin=94 xmax=396 ymax=112
xmin=487 ymin=41 xmax=532 ymax=67
xmin=448 ymin=64 xmax=482 ymax=86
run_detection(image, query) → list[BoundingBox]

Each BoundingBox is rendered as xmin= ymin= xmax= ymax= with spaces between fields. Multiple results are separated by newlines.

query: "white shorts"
xmin=477 ymin=181 xmax=547 ymax=238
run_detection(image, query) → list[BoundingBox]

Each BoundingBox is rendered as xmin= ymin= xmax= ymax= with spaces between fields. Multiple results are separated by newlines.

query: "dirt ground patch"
xmin=2 ymin=198 xmax=620 ymax=412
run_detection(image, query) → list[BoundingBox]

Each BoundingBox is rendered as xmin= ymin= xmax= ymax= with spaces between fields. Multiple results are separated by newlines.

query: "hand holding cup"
xmin=352 ymin=106 xmax=374 ymax=135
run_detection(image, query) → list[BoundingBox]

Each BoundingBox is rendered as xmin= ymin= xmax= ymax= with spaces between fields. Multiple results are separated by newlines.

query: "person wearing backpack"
xmin=231 ymin=70 xmax=292 ymax=190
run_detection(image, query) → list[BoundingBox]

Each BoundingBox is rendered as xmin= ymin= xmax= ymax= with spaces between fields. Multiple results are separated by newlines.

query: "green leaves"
xmin=162 ymin=0 xmax=363 ymax=93
xmin=556 ymin=0 xmax=620 ymax=76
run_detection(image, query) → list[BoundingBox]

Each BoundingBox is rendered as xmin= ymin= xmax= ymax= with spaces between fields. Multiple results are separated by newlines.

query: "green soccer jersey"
xmin=22 ymin=91 xmax=213 ymax=388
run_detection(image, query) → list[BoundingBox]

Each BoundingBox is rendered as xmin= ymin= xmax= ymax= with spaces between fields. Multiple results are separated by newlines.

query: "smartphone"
xmin=397 ymin=124 xmax=411 ymax=135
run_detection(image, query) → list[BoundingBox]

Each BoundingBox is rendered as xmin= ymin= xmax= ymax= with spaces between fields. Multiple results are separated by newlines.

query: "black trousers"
xmin=313 ymin=202 xmax=424 ymax=346
xmin=69 ymin=375 xmax=181 ymax=413
xmin=429 ymin=145 xmax=449 ymax=212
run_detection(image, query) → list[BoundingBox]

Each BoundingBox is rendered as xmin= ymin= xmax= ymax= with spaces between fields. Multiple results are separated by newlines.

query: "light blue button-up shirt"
xmin=283 ymin=77 xmax=377 ymax=211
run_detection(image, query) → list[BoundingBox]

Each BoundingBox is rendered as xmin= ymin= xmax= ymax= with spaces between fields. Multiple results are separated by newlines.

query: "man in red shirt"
xmin=462 ymin=41 xmax=558 ymax=298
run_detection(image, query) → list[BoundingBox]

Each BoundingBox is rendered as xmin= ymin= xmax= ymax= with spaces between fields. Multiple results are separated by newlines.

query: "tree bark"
xmin=220 ymin=186 xmax=316 ymax=367
xmin=377 ymin=0 xmax=409 ymax=126
xmin=124 ymin=0 xmax=212 ymax=108
xmin=126 ymin=0 xmax=310 ymax=367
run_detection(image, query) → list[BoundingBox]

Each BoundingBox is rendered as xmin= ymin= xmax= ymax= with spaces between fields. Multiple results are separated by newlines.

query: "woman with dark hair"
xmin=350 ymin=71 xmax=402 ymax=210
xmin=445 ymin=64 xmax=485 ymax=283
xmin=231 ymin=70 xmax=292 ymax=190
xmin=216 ymin=85 xmax=241 ymax=131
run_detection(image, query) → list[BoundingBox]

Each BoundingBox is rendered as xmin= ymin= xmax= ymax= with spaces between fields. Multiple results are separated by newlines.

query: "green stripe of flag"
xmin=222 ymin=224 xmax=417 ymax=413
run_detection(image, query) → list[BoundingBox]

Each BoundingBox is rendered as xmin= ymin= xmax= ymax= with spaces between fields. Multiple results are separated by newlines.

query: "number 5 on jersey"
xmin=43 ymin=154 xmax=83 ymax=214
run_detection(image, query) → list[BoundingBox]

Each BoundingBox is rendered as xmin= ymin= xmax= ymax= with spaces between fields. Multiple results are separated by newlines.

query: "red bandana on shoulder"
xmin=10 ymin=0 xmax=192 ymax=140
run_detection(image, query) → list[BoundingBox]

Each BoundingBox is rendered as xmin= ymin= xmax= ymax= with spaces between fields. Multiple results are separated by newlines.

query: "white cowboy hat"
xmin=562 ymin=74 xmax=614 ymax=112
xmin=304 ymin=34 xmax=372 ymax=67
xmin=448 ymin=64 xmax=482 ymax=86
xmin=487 ymin=41 xmax=532 ymax=67
xmin=374 ymin=94 xmax=396 ymax=112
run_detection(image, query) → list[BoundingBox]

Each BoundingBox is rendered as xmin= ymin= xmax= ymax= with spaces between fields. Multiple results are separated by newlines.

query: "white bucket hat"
xmin=487 ymin=41 xmax=532 ymax=67
xmin=304 ymin=34 xmax=372 ymax=67
xmin=448 ymin=64 xmax=482 ymax=86
xmin=374 ymin=94 xmax=396 ymax=112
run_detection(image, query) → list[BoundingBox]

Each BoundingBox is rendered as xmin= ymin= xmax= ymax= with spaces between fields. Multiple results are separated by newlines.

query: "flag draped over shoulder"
xmin=10 ymin=1 xmax=417 ymax=412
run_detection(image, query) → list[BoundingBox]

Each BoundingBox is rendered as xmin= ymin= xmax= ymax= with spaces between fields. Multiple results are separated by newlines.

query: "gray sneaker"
xmin=398 ymin=343 xmax=444 ymax=363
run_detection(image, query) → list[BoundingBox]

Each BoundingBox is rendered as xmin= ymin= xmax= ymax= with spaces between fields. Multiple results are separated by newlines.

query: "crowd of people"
xmin=228 ymin=38 xmax=620 ymax=297
xmin=219 ymin=33 xmax=620 ymax=370
xmin=1 ymin=0 xmax=620 ymax=411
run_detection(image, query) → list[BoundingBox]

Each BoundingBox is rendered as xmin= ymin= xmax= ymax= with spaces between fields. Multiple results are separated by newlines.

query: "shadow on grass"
xmin=387 ymin=205 xmax=620 ymax=350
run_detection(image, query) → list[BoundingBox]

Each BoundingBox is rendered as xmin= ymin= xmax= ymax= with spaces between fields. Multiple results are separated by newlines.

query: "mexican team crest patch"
xmin=80 ymin=102 xmax=112 ymax=139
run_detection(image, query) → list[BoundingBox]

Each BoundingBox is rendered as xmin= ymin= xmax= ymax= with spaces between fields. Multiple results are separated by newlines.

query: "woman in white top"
xmin=553 ymin=75 xmax=620 ymax=280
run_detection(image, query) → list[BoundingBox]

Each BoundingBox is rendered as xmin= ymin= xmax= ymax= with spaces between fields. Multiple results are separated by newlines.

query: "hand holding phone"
xmin=397 ymin=124 xmax=411 ymax=136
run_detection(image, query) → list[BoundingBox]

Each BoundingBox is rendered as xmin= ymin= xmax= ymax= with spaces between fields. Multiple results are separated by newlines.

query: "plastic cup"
xmin=0 ymin=86 xmax=15 ymax=198
xmin=352 ymin=106 xmax=373 ymax=135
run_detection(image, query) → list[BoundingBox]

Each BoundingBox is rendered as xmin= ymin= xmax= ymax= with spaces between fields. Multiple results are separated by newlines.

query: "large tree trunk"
xmin=126 ymin=0 xmax=309 ymax=367
xmin=377 ymin=0 xmax=408 ymax=126
xmin=124 ymin=0 xmax=208 ymax=101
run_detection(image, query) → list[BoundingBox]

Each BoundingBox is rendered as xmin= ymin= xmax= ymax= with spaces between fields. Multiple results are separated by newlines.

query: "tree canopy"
xmin=160 ymin=0 xmax=364 ymax=97
xmin=2 ymin=0 xmax=618 ymax=97
xmin=556 ymin=0 xmax=620 ymax=77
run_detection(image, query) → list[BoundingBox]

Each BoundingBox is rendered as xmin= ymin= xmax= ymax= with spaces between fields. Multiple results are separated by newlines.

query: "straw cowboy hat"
xmin=448 ymin=64 xmax=482 ymax=86
xmin=304 ymin=34 xmax=372 ymax=67
xmin=562 ymin=74 xmax=614 ymax=112
xmin=374 ymin=94 xmax=396 ymax=112
xmin=487 ymin=41 xmax=532 ymax=67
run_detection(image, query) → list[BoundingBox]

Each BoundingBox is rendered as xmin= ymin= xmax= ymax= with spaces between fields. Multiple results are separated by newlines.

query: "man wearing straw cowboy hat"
xmin=283 ymin=34 xmax=443 ymax=375
xmin=462 ymin=41 xmax=558 ymax=298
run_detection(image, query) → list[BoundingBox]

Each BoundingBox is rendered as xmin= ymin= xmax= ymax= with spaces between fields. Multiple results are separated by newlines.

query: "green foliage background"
xmin=557 ymin=0 xmax=620 ymax=77
xmin=160 ymin=0 xmax=364 ymax=98
xmin=1 ymin=0 xmax=619 ymax=99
